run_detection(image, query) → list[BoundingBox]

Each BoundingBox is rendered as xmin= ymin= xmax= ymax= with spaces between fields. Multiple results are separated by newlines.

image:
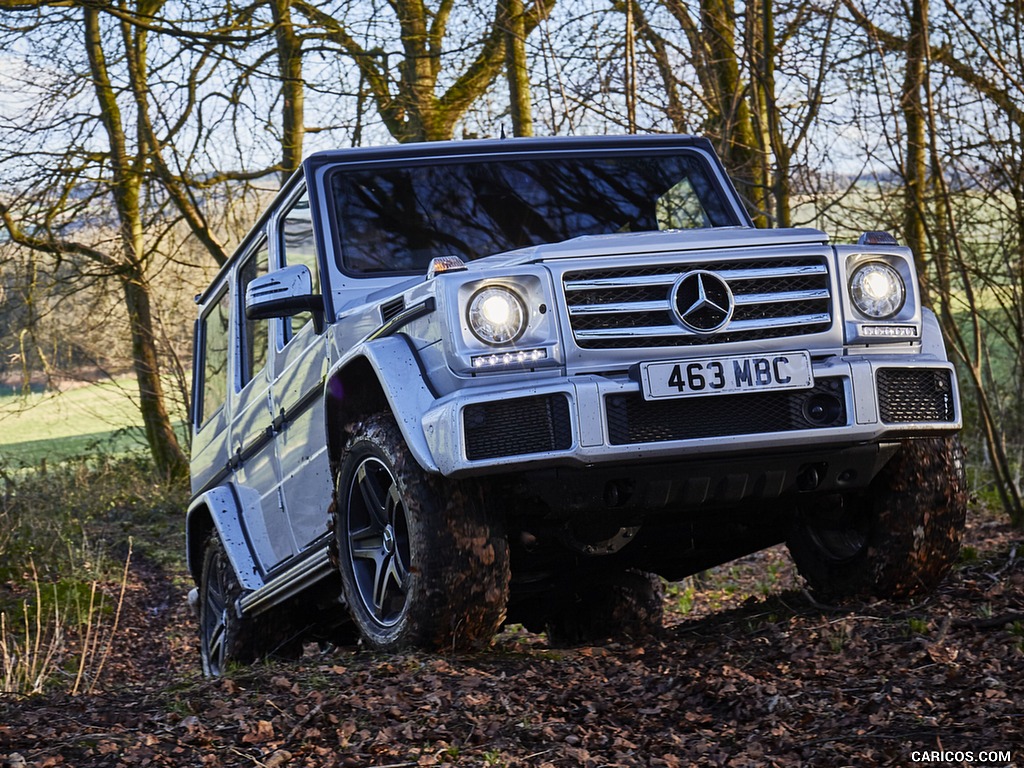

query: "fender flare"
xmin=186 ymin=484 xmax=266 ymax=592
xmin=920 ymin=307 xmax=949 ymax=360
xmin=324 ymin=336 xmax=441 ymax=474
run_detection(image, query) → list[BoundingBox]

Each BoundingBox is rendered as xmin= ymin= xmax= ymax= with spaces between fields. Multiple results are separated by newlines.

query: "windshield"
xmin=329 ymin=150 xmax=740 ymax=274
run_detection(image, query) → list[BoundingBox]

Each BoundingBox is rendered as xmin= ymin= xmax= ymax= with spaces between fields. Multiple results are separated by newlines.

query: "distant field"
xmin=0 ymin=378 xmax=181 ymax=464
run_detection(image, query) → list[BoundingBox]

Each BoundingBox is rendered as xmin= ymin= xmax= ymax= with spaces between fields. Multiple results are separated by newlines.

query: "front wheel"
xmin=333 ymin=413 xmax=510 ymax=651
xmin=787 ymin=436 xmax=967 ymax=600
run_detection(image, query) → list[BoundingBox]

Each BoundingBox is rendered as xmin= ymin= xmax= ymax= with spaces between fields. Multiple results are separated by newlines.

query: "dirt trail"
xmin=1 ymin=516 xmax=1021 ymax=767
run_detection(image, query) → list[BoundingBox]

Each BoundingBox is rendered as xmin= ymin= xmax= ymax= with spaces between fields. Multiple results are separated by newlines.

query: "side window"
xmin=199 ymin=288 xmax=231 ymax=426
xmin=280 ymin=191 xmax=320 ymax=342
xmin=239 ymin=243 xmax=270 ymax=386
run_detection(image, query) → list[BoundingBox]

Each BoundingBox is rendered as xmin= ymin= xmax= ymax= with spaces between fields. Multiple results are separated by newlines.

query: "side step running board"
xmin=238 ymin=546 xmax=334 ymax=617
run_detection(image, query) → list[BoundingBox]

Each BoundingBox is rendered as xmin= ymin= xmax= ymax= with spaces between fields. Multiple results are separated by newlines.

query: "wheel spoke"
xmin=386 ymin=482 xmax=402 ymax=525
xmin=355 ymin=463 xmax=389 ymax=530
xmin=345 ymin=454 xmax=412 ymax=626
xmin=207 ymin=612 xmax=226 ymax=671
xmin=349 ymin=524 xmax=384 ymax=556
xmin=372 ymin=550 xmax=406 ymax=612
xmin=390 ymin=542 xmax=410 ymax=586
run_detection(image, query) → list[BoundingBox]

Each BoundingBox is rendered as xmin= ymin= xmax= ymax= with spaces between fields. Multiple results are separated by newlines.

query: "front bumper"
xmin=420 ymin=356 xmax=961 ymax=479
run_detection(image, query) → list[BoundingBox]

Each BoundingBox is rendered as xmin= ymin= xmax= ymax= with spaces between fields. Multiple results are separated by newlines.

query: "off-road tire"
xmin=332 ymin=412 xmax=510 ymax=651
xmin=787 ymin=436 xmax=967 ymax=600
xmin=198 ymin=533 xmax=258 ymax=677
xmin=543 ymin=569 xmax=665 ymax=647
xmin=198 ymin=534 xmax=304 ymax=676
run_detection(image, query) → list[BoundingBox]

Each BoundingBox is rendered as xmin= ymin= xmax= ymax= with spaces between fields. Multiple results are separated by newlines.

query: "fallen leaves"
xmin=1 ymin=515 xmax=1021 ymax=767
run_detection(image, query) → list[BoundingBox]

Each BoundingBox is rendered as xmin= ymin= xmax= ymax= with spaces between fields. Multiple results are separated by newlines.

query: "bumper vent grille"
xmin=606 ymin=379 xmax=846 ymax=445
xmin=464 ymin=394 xmax=572 ymax=460
xmin=563 ymin=256 xmax=832 ymax=349
xmin=877 ymin=368 xmax=956 ymax=424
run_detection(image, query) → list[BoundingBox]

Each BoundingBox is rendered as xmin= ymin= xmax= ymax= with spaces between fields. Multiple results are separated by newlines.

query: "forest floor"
xmin=1 ymin=510 xmax=1022 ymax=768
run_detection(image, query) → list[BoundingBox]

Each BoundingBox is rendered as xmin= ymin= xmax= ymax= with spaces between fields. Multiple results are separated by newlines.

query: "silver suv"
xmin=187 ymin=135 xmax=966 ymax=674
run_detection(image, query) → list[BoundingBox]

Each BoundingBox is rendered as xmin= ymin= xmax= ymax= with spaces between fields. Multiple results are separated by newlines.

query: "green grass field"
xmin=0 ymin=378 xmax=168 ymax=464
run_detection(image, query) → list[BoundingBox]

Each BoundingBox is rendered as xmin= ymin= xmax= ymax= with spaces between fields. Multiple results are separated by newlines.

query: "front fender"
xmin=920 ymin=307 xmax=951 ymax=360
xmin=186 ymin=485 xmax=265 ymax=592
xmin=326 ymin=335 xmax=440 ymax=473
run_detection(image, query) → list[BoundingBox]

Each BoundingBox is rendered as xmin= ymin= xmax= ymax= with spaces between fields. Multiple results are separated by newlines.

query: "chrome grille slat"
xmin=563 ymin=264 xmax=827 ymax=292
xmin=563 ymin=256 xmax=832 ymax=349
xmin=569 ymin=300 xmax=667 ymax=315
xmin=733 ymin=288 xmax=830 ymax=305
xmin=574 ymin=313 xmax=832 ymax=340
xmin=568 ymin=288 xmax=830 ymax=316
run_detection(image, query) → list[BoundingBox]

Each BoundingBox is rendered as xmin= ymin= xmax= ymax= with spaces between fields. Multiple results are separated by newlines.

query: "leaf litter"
xmin=1 ymin=512 xmax=1021 ymax=767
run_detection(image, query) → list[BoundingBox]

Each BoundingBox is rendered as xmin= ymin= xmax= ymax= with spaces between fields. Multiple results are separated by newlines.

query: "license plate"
xmin=640 ymin=351 xmax=813 ymax=400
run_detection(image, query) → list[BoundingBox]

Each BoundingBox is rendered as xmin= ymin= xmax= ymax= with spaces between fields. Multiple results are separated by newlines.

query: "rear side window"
xmin=199 ymin=288 xmax=231 ymax=426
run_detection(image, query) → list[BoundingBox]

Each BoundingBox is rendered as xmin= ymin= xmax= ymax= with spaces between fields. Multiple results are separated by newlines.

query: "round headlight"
xmin=849 ymin=262 xmax=905 ymax=319
xmin=467 ymin=286 xmax=527 ymax=345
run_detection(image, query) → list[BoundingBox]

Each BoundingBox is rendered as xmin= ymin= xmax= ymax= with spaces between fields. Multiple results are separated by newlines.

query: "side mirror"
xmin=245 ymin=264 xmax=323 ymax=321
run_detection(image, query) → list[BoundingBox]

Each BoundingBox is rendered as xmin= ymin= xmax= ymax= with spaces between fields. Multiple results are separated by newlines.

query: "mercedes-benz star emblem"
xmin=671 ymin=270 xmax=734 ymax=333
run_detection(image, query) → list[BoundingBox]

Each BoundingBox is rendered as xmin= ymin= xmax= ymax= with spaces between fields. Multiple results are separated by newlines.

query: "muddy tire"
xmin=543 ymin=569 xmax=664 ymax=647
xmin=198 ymin=534 xmax=304 ymax=676
xmin=333 ymin=412 xmax=510 ymax=651
xmin=198 ymin=533 xmax=258 ymax=677
xmin=787 ymin=436 xmax=967 ymax=600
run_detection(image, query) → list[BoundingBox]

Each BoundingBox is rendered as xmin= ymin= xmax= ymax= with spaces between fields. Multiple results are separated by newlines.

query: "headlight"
xmin=467 ymin=286 xmax=527 ymax=345
xmin=849 ymin=262 xmax=905 ymax=319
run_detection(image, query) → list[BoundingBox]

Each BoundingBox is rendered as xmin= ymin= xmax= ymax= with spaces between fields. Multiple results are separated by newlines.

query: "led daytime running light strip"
xmin=472 ymin=348 xmax=548 ymax=369
xmin=860 ymin=325 xmax=917 ymax=337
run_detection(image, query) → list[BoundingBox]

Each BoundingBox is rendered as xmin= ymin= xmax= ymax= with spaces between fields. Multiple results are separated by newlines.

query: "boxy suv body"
xmin=188 ymin=135 xmax=966 ymax=673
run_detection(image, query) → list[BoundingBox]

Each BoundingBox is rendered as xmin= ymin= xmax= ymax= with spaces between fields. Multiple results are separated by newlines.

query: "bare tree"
xmin=291 ymin=0 xmax=554 ymax=143
xmin=503 ymin=0 xmax=535 ymax=136
xmin=842 ymin=0 xmax=1024 ymax=525
xmin=631 ymin=0 xmax=838 ymax=226
xmin=0 ymin=2 xmax=197 ymax=476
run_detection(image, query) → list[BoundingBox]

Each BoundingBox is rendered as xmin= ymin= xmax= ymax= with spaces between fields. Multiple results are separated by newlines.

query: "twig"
xmin=286 ymin=702 xmax=323 ymax=741
xmin=799 ymin=589 xmax=844 ymax=613
xmin=88 ymin=538 xmax=133 ymax=694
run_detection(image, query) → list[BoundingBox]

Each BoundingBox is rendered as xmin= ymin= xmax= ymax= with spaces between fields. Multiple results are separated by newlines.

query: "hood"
xmin=469 ymin=227 xmax=831 ymax=269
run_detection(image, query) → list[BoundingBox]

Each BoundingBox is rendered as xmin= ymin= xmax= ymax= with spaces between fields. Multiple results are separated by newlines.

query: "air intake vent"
xmin=877 ymin=368 xmax=956 ymax=423
xmin=464 ymin=395 xmax=572 ymax=460
xmin=380 ymin=297 xmax=406 ymax=323
xmin=605 ymin=378 xmax=847 ymax=445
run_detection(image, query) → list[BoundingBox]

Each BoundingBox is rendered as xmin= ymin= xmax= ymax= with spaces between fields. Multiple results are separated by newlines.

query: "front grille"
xmin=606 ymin=378 xmax=846 ymax=445
xmin=877 ymin=368 xmax=956 ymax=423
xmin=563 ymin=256 xmax=832 ymax=349
xmin=464 ymin=394 xmax=572 ymax=460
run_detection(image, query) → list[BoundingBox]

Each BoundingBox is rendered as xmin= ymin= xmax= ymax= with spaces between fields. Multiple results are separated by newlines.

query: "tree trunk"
xmin=272 ymin=0 xmax=305 ymax=180
xmin=902 ymin=0 xmax=931 ymax=304
xmin=122 ymin=274 xmax=188 ymax=479
xmin=86 ymin=6 xmax=188 ymax=478
xmin=700 ymin=0 xmax=768 ymax=224
xmin=624 ymin=0 xmax=637 ymax=134
xmin=504 ymin=0 xmax=534 ymax=136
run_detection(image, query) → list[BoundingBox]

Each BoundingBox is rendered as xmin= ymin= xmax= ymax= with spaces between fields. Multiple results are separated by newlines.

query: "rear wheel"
xmin=198 ymin=533 xmax=303 ymax=676
xmin=198 ymin=534 xmax=256 ymax=677
xmin=787 ymin=436 xmax=967 ymax=600
xmin=540 ymin=569 xmax=665 ymax=647
xmin=333 ymin=413 xmax=510 ymax=651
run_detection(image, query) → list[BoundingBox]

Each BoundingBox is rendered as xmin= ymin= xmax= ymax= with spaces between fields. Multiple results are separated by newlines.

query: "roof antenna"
xmin=500 ymin=124 xmax=507 ymax=139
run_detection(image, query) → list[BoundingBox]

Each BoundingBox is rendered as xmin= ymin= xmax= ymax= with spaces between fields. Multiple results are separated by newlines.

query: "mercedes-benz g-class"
xmin=187 ymin=135 xmax=965 ymax=674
